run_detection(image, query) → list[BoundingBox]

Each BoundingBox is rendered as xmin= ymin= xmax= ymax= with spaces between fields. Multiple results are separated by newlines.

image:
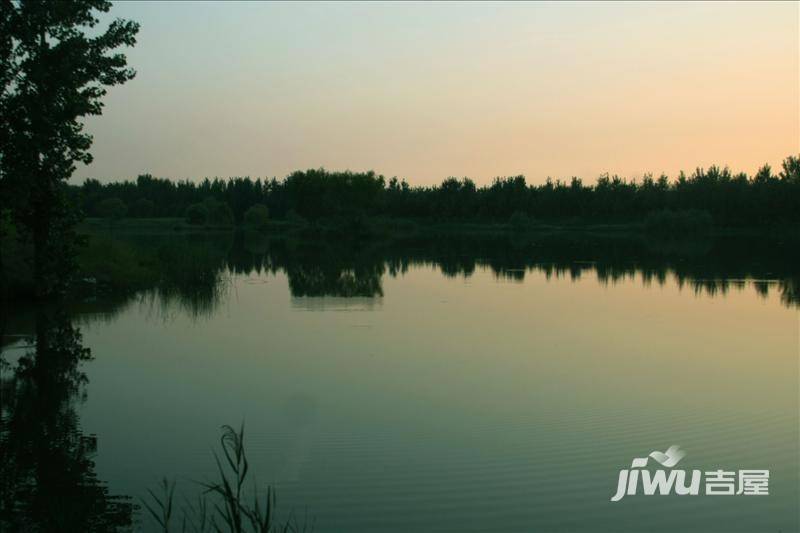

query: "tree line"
xmin=75 ymin=156 xmax=800 ymax=227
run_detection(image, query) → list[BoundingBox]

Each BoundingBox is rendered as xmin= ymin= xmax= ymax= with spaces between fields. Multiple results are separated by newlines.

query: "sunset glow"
xmin=83 ymin=1 xmax=799 ymax=185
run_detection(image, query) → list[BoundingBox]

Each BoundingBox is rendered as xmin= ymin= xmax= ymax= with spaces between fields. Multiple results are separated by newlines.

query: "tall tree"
xmin=0 ymin=0 xmax=138 ymax=297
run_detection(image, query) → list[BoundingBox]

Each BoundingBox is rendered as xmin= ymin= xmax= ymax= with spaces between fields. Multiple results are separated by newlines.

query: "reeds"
xmin=142 ymin=424 xmax=313 ymax=533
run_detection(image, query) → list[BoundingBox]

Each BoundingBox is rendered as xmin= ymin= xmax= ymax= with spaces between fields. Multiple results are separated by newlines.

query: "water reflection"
xmin=62 ymin=231 xmax=800 ymax=317
xmin=0 ymin=309 xmax=134 ymax=532
xmin=228 ymin=232 xmax=799 ymax=307
xmin=1 ymin=231 xmax=797 ymax=531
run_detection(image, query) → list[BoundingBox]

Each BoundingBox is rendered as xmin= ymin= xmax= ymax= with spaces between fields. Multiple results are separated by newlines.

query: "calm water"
xmin=2 ymin=234 xmax=798 ymax=532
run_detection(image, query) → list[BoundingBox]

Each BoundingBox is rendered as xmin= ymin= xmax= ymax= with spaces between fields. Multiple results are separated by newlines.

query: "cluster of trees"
xmin=77 ymin=156 xmax=800 ymax=228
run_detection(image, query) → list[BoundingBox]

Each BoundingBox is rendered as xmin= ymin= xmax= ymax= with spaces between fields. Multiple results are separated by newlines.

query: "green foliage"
xmin=780 ymin=155 xmax=800 ymax=183
xmin=283 ymin=169 xmax=385 ymax=221
xmin=95 ymin=197 xmax=128 ymax=219
xmin=243 ymin=204 xmax=270 ymax=229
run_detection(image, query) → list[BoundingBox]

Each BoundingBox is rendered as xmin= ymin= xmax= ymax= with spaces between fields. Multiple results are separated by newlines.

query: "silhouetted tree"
xmin=0 ymin=0 xmax=139 ymax=297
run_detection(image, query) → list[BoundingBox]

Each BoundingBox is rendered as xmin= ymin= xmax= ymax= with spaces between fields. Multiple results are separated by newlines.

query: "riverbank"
xmin=76 ymin=214 xmax=800 ymax=239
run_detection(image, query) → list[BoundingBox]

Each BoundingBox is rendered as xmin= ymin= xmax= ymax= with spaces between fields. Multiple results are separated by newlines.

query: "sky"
xmin=80 ymin=1 xmax=800 ymax=186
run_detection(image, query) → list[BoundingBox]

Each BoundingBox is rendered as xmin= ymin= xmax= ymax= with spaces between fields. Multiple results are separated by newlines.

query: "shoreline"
xmin=76 ymin=216 xmax=799 ymax=239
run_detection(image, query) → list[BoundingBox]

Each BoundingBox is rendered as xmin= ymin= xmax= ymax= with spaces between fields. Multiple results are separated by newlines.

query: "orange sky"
xmin=81 ymin=1 xmax=799 ymax=185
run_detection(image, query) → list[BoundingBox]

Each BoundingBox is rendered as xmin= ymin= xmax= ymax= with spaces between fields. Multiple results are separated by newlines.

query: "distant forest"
xmin=73 ymin=155 xmax=800 ymax=228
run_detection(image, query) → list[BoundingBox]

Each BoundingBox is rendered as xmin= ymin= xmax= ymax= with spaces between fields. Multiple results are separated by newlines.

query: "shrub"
xmin=184 ymin=199 xmax=233 ymax=227
xmin=130 ymin=198 xmax=155 ymax=218
xmin=184 ymin=203 xmax=207 ymax=225
xmin=243 ymin=203 xmax=269 ymax=229
xmin=203 ymin=198 xmax=233 ymax=227
xmin=95 ymin=197 xmax=128 ymax=220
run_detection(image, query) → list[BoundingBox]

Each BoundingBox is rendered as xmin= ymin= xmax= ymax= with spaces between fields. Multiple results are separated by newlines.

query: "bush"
xmin=95 ymin=197 xmax=128 ymax=220
xmin=644 ymin=209 xmax=713 ymax=237
xmin=184 ymin=199 xmax=233 ymax=227
xmin=184 ymin=203 xmax=207 ymax=225
xmin=130 ymin=198 xmax=155 ymax=218
xmin=203 ymin=198 xmax=233 ymax=227
xmin=243 ymin=203 xmax=269 ymax=229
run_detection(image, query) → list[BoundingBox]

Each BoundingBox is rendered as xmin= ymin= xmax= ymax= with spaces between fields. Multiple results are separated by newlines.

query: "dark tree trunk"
xmin=32 ymin=184 xmax=51 ymax=299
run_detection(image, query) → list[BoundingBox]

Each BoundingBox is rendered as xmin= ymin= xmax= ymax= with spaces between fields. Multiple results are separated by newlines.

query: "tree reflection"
xmin=0 ymin=310 xmax=133 ymax=532
xmin=218 ymin=231 xmax=800 ymax=305
xmin=63 ymin=230 xmax=800 ymax=312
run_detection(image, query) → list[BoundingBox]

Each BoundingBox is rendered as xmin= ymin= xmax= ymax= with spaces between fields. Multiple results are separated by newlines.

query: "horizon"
xmin=78 ymin=1 xmax=799 ymax=186
xmin=75 ymin=153 xmax=798 ymax=188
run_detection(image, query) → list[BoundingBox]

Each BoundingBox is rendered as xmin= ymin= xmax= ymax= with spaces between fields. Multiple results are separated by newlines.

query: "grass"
xmin=80 ymin=217 xmax=231 ymax=234
xmin=76 ymin=233 xmax=160 ymax=290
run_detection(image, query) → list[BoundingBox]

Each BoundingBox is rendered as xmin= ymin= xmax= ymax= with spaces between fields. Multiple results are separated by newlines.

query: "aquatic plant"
xmin=142 ymin=424 xmax=313 ymax=533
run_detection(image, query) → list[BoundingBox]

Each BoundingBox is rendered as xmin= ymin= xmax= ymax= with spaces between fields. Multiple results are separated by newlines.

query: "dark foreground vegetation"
xmin=1 ymin=0 xmax=140 ymax=298
xmin=142 ymin=425 xmax=313 ymax=533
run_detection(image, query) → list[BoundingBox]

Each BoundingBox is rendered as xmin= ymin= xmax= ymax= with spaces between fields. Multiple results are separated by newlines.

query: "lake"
xmin=2 ymin=232 xmax=798 ymax=532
